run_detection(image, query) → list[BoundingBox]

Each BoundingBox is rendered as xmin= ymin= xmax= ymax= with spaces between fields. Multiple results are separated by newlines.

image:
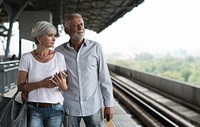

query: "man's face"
xmin=67 ymin=16 xmax=85 ymax=41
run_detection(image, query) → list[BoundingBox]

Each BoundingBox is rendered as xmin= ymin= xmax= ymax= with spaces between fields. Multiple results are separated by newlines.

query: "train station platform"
xmin=2 ymin=86 xmax=141 ymax=127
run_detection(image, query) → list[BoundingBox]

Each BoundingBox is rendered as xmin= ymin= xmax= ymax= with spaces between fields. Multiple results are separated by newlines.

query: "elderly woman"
xmin=17 ymin=21 xmax=68 ymax=127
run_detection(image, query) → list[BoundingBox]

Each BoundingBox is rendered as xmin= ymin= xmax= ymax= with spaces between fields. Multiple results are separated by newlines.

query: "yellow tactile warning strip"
xmin=105 ymin=120 xmax=115 ymax=127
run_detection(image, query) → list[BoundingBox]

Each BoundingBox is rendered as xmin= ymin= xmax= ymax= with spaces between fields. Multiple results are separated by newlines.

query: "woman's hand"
xmin=42 ymin=77 xmax=57 ymax=88
xmin=51 ymin=71 xmax=68 ymax=91
xmin=21 ymin=92 xmax=28 ymax=103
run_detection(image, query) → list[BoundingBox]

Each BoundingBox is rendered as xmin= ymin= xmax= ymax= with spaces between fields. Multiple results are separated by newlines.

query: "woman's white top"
xmin=18 ymin=51 xmax=66 ymax=104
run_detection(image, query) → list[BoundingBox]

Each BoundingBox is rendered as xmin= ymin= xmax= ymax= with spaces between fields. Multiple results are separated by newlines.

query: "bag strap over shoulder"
xmin=17 ymin=82 xmax=26 ymax=92
xmin=8 ymin=82 xmax=27 ymax=103
xmin=12 ymin=90 xmax=20 ymax=100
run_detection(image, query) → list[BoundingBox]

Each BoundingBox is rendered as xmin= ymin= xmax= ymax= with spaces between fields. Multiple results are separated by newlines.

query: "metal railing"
xmin=0 ymin=60 xmax=19 ymax=94
xmin=108 ymin=63 xmax=200 ymax=112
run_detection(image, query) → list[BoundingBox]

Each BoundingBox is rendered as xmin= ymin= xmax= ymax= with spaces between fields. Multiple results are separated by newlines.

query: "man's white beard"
xmin=71 ymin=32 xmax=85 ymax=41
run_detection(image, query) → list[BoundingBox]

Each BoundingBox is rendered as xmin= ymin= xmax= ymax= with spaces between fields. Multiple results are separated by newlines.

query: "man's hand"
xmin=51 ymin=71 xmax=68 ymax=90
xmin=104 ymin=107 xmax=114 ymax=122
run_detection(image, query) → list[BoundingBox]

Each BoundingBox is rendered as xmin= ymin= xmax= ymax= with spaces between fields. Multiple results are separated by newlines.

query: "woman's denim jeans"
xmin=28 ymin=104 xmax=64 ymax=127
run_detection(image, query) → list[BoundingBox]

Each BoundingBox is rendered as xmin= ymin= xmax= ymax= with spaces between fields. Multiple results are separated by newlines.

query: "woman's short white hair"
xmin=31 ymin=21 xmax=57 ymax=43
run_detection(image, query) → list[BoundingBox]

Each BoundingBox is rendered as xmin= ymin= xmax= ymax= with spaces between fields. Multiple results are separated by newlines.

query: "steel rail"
xmin=111 ymin=76 xmax=196 ymax=127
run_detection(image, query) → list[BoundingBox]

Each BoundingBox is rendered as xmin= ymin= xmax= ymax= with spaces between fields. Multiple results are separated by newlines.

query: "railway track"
xmin=111 ymin=73 xmax=199 ymax=127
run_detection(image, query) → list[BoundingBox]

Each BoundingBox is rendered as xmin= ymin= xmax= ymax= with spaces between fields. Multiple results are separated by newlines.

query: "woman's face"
xmin=39 ymin=32 xmax=56 ymax=48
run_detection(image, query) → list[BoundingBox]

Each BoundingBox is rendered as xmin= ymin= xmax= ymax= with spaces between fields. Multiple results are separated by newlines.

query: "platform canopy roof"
xmin=0 ymin=0 xmax=144 ymax=34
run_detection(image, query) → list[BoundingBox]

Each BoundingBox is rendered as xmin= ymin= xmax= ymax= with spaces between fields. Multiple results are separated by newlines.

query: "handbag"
xmin=0 ymin=89 xmax=27 ymax=127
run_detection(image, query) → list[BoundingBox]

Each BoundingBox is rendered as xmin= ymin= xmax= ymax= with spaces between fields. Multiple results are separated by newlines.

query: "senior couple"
xmin=17 ymin=13 xmax=114 ymax=127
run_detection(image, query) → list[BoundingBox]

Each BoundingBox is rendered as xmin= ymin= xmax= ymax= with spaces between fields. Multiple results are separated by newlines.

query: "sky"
xmin=95 ymin=0 xmax=200 ymax=57
xmin=1 ymin=0 xmax=200 ymax=57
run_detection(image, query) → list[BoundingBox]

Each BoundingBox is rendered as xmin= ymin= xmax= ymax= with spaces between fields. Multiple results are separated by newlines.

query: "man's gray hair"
xmin=63 ymin=13 xmax=83 ymax=29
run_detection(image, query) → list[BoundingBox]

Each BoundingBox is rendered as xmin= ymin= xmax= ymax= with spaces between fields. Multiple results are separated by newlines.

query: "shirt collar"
xmin=65 ymin=38 xmax=88 ymax=49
